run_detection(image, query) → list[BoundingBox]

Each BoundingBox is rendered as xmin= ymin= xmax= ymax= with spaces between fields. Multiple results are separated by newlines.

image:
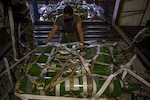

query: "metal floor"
xmin=33 ymin=21 xmax=121 ymax=45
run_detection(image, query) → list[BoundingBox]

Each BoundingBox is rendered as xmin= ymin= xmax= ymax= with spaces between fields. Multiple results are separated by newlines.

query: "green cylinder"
xmin=95 ymin=79 xmax=123 ymax=97
xmin=53 ymin=76 xmax=84 ymax=96
xmin=19 ymin=77 xmax=33 ymax=94
xmin=113 ymin=48 xmax=121 ymax=55
xmin=44 ymin=46 xmax=53 ymax=53
xmin=96 ymin=54 xmax=112 ymax=64
xmin=29 ymin=64 xmax=42 ymax=76
xmin=124 ymin=82 xmax=139 ymax=92
xmin=46 ymin=71 xmax=57 ymax=77
xmin=100 ymin=46 xmax=110 ymax=54
xmin=38 ymin=54 xmax=48 ymax=63
xmin=29 ymin=54 xmax=38 ymax=63
xmin=93 ymin=64 xmax=109 ymax=76
xmin=29 ymin=54 xmax=48 ymax=63
xmin=47 ymin=76 xmax=123 ymax=97
xmin=36 ymin=46 xmax=46 ymax=53
xmin=83 ymin=46 xmax=97 ymax=60
xmin=114 ymin=57 xmax=125 ymax=64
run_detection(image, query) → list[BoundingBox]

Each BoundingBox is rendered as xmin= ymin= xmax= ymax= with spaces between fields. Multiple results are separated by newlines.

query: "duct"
xmin=31 ymin=0 xmax=40 ymax=20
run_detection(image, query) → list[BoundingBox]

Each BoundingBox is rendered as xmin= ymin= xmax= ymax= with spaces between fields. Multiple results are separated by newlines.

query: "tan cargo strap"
xmin=45 ymin=59 xmax=70 ymax=91
xmin=91 ymin=54 xmax=137 ymax=100
xmin=70 ymin=77 xmax=74 ymax=96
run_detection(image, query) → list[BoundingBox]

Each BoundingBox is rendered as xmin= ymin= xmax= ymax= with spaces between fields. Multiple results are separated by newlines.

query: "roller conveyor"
xmin=33 ymin=21 xmax=120 ymax=44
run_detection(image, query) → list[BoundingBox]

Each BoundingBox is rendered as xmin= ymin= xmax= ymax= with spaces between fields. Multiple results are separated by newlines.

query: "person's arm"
xmin=45 ymin=25 xmax=58 ymax=44
xmin=77 ymin=22 xmax=84 ymax=43
xmin=132 ymin=28 xmax=150 ymax=44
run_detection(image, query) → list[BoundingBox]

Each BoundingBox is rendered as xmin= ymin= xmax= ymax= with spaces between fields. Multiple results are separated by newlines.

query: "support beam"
xmin=94 ymin=0 xmax=99 ymax=5
xmin=45 ymin=0 xmax=49 ymax=5
xmin=139 ymin=0 xmax=150 ymax=26
xmin=31 ymin=0 xmax=40 ymax=21
xmin=104 ymin=0 xmax=110 ymax=16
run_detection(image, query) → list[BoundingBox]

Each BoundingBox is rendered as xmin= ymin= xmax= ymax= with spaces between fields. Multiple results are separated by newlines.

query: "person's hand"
xmin=79 ymin=42 xmax=85 ymax=51
xmin=45 ymin=38 xmax=49 ymax=44
xmin=38 ymin=41 xmax=46 ymax=45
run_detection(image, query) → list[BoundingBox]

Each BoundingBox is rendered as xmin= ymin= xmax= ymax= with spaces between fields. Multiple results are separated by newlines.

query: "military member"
xmin=45 ymin=5 xmax=84 ymax=44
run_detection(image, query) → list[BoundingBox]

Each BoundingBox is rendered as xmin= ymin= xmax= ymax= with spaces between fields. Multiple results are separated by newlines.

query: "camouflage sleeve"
xmin=132 ymin=27 xmax=150 ymax=43
xmin=54 ymin=15 xmax=62 ymax=26
xmin=75 ymin=14 xmax=81 ymax=24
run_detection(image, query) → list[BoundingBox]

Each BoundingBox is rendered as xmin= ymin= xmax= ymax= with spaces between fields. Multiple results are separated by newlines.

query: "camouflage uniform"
xmin=12 ymin=0 xmax=34 ymax=58
xmin=20 ymin=18 xmax=34 ymax=49
xmin=132 ymin=26 xmax=150 ymax=59
xmin=132 ymin=27 xmax=150 ymax=44
xmin=54 ymin=14 xmax=81 ymax=43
